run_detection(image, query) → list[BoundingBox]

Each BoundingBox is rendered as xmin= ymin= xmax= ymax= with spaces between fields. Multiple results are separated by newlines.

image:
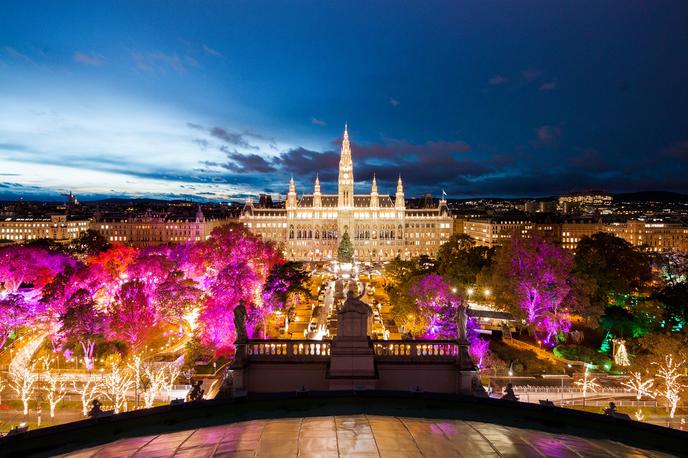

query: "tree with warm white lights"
xmin=73 ymin=379 xmax=102 ymax=416
xmin=141 ymin=363 xmax=167 ymax=408
xmin=652 ymin=354 xmax=686 ymax=419
xmin=10 ymin=364 xmax=38 ymax=415
xmin=102 ymin=361 xmax=133 ymax=414
xmin=622 ymin=371 xmax=655 ymax=400
xmin=41 ymin=359 xmax=67 ymax=418
xmin=574 ymin=366 xmax=600 ymax=401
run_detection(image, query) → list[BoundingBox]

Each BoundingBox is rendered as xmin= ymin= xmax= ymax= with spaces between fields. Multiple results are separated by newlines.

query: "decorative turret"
xmin=287 ymin=176 xmax=298 ymax=209
xmin=195 ymin=204 xmax=205 ymax=223
xmin=395 ymin=175 xmax=405 ymax=209
xmin=313 ymin=174 xmax=322 ymax=208
xmin=370 ymin=174 xmax=379 ymax=209
xmin=338 ymin=123 xmax=354 ymax=208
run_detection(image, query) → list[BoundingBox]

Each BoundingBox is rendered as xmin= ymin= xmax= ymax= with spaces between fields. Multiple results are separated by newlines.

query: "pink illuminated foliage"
xmin=108 ymin=279 xmax=158 ymax=350
xmin=0 ymin=223 xmax=288 ymax=358
xmin=409 ymin=273 xmax=491 ymax=367
xmin=59 ymin=289 xmax=106 ymax=370
xmin=0 ymin=293 xmax=33 ymax=349
xmin=488 ymin=235 xmax=583 ymax=345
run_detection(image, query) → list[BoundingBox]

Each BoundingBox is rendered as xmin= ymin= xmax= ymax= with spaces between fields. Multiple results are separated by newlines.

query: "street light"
xmin=484 ymin=289 xmax=491 ymax=297
xmin=466 ymin=288 xmax=474 ymax=297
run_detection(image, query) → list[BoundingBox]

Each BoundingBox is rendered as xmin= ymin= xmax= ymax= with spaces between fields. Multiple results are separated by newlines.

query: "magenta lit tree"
xmin=0 ymin=293 xmax=33 ymax=350
xmin=488 ymin=235 xmax=576 ymax=344
xmin=107 ymin=279 xmax=158 ymax=351
xmin=155 ymin=270 xmax=202 ymax=334
xmin=408 ymin=273 xmax=491 ymax=367
xmin=59 ymin=288 xmax=105 ymax=370
xmin=0 ymin=246 xmax=75 ymax=294
xmin=408 ymin=274 xmax=463 ymax=339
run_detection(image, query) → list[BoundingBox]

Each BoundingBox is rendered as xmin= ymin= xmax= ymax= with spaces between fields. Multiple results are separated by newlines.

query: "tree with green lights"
xmin=337 ymin=231 xmax=354 ymax=263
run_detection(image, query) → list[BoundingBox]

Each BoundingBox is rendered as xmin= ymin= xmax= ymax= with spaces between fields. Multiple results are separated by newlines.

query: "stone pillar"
xmin=328 ymin=293 xmax=377 ymax=390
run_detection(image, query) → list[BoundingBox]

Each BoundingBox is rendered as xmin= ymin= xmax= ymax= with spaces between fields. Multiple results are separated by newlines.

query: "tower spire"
xmin=395 ymin=174 xmax=405 ymax=209
xmin=338 ymin=122 xmax=354 ymax=208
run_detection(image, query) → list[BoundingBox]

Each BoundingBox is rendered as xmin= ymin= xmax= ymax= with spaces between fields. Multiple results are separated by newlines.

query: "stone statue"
xmin=187 ymin=380 xmax=205 ymax=402
xmin=88 ymin=399 xmax=103 ymax=418
xmin=342 ymin=284 xmax=372 ymax=315
xmin=233 ymin=302 xmax=248 ymax=343
xmin=456 ymin=303 xmax=468 ymax=342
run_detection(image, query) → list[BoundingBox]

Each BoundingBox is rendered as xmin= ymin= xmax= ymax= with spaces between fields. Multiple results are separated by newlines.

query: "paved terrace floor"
xmin=54 ymin=414 xmax=675 ymax=458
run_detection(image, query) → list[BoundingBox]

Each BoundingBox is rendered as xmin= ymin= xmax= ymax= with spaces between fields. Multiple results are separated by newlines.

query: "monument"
xmin=328 ymin=284 xmax=376 ymax=389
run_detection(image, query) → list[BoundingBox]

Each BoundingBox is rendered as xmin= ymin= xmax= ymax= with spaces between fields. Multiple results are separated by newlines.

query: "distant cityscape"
xmin=2 ymin=188 xmax=686 ymax=253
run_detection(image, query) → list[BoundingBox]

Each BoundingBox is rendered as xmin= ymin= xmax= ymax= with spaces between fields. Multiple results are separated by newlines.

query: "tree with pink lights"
xmin=0 ymin=293 xmax=33 ymax=350
xmin=59 ymin=288 xmax=106 ymax=371
xmin=484 ymin=235 xmax=585 ymax=344
xmin=0 ymin=246 xmax=74 ymax=294
xmin=199 ymin=260 xmax=257 ymax=353
xmin=195 ymin=225 xmax=281 ymax=353
xmin=155 ymin=270 xmax=202 ymax=335
xmin=408 ymin=274 xmax=463 ymax=339
xmin=108 ymin=279 xmax=158 ymax=351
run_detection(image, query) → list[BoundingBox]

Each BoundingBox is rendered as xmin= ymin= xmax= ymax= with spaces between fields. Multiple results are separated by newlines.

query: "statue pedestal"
xmin=328 ymin=300 xmax=376 ymax=389
xmin=456 ymin=341 xmax=487 ymax=397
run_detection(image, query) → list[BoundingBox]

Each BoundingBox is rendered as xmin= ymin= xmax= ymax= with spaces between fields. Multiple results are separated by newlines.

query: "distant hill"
xmin=613 ymin=191 xmax=688 ymax=202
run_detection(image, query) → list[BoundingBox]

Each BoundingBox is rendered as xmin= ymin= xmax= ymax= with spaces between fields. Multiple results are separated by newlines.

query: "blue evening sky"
xmin=1 ymin=1 xmax=687 ymax=201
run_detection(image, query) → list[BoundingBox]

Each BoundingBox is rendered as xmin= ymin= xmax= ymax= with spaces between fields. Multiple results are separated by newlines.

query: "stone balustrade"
xmin=373 ymin=340 xmax=458 ymax=361
xmin=244 ymin=339 xmax=461 ymax=363
xmin=246 ymin=340 xmax=331 ymax=360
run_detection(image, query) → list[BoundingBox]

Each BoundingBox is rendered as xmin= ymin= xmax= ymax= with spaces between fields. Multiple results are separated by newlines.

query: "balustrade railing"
xmin=373 ymin=341 xmax=458 ymax=361
xmin=246 ymin=340 xmax=330 ymax=360
xmin=244 ymin=339 xmax=460 ymax=362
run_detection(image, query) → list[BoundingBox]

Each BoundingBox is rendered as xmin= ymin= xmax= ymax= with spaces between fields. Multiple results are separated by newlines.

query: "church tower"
xmin=338 ymin=123 xmax=354 ymax=208
xmin=313 ymin=174 xmax=322 ymax=208
xmin=370 ymin=174 xmax=379 ymax=209
xmin=286 ymin=176 xmax=298 ymax=209
xmin=395 ymin=175 xmax=405 ymax=209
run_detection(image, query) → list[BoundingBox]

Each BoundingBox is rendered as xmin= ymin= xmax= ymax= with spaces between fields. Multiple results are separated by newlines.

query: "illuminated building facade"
xmin=241 ymin=124 xmax=452 ymax=260
xmin=0 ymin=214 xmax=89 ymax=244
xmin=92 ymin=206 xmax=234 ymax=247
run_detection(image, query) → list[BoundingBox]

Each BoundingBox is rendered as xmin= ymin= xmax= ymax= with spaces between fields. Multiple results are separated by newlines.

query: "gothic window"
xmin=289 ymin=225 xmax=294 ymax=239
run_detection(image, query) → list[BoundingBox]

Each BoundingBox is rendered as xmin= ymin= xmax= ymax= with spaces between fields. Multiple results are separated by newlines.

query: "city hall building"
xmin=240 ymin=125 xmax=452 ymax=261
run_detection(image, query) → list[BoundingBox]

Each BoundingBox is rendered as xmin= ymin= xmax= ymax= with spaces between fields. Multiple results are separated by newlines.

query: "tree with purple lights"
xmin=485 ymin=235 xmax=585 ymax=344
xmin=0 ymin=293 xmax=33 ymax=350
xmin=108 ymin=279 xmax=157 ymax=351
xmin=59 ymin=288 xmax=106 ymax=371
xmin=155 ymin=270 xmax=202 ymax=335
xmin=0 ymin=246 xmax=74 ymax=294
xmin=408 ymin=273 xmax=462 ymax=339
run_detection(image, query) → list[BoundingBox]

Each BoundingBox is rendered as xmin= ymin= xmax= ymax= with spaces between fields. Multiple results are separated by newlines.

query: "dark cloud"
xmin=223 ymin=151 xmax=276 ymax=173
xmin=488 ymin=74 xmax=508 ymax=86
xmin=522 ymin=67 xmax=542 ymax=81
xmin=568 ymin=147 xmax=610 ymax=173
xmin=662 ymin=140 xmax=688 ymax=162
xmin=540 ymin=81 xmax=558 ymax=91
xmin=536 ymin=125 xmax=562 ymax=144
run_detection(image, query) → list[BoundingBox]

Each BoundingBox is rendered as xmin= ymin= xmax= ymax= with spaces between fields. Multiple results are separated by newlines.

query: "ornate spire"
xmin=395 ymin=175 xmax=405 ymax=209
xmin=371 ymin=173 xmax=378 ymax=194
xmin=338 ymin=122 xmax=354 ymax=208
xmin=289 ymin=176 xmax=296 ymax=193
xmin=314 ymin=174 xmax=321 ymax=193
